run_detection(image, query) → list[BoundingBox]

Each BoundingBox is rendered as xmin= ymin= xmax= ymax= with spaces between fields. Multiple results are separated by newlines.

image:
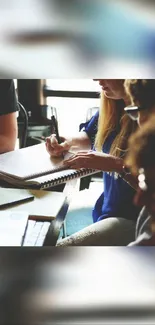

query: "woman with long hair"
xmin=46 ymin=79 xmax=140 ymax=245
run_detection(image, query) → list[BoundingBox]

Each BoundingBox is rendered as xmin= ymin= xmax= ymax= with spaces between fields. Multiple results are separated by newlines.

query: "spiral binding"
xmin=40 ymin=168 xmax=96 ymax=189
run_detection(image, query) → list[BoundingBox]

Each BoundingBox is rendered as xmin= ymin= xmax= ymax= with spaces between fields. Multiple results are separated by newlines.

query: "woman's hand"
xmin=45 ymin=134 xmax=71 ymax=157
xmin=63 ymin=150 xmax=123 ymax=172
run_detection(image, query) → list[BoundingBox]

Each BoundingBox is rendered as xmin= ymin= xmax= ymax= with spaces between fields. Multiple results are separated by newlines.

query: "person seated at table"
xmin=125 ymin=116 xmax=155 ymax=245
xmin=0 ymin=79 xmax=18 ymax=154
xmin=46 ymin=79 xmax=140 ymax=246
xmin=124 ymin=79 xmax=155 ymax=126
xmin=124 ymin=79 xmax=155 ymax=245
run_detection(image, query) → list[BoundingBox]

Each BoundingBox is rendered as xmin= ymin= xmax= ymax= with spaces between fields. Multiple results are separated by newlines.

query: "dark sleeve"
xmin=0 ymin=80 xmax=18 ymax=116
xmin=79 ymin=111 xmax=99 ymax=148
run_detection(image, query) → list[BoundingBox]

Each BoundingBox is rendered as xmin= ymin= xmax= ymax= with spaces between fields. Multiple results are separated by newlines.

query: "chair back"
xmin=17 ymin=102 xmax=28 ymax=148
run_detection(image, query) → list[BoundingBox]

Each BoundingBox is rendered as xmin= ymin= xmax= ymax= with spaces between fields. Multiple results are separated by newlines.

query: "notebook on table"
xmin=6 ymin=189 xmax=67 ymax=221
xmin=0 ymin=188 xmax=34 ymax=209
xmin=0 ymin=143 xmax=97 ymax=190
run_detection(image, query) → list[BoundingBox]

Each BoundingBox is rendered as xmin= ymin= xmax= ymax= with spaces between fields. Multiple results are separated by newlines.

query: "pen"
xmin=51 ymin=115 xmax=61 ymax=144
xmin=51 ymin=115 xmax=65 ymax=158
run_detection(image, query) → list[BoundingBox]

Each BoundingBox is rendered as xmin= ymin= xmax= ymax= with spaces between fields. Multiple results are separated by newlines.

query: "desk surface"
xmin=0 ymin=179 xmax=79 ymax=246
xmin=0 ymin=159 xmax=80 ymax=246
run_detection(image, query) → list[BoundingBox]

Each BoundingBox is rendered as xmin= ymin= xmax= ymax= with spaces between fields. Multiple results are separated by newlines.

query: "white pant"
xmin=57 ymin=217 xmax=136 ymax=246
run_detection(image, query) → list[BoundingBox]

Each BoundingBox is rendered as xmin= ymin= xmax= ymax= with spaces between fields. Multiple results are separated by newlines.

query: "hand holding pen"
xmin=46 ymin=116 xmax=71 ymax=157
xmin=46 ymin=134 xmax=71 ymax=157
xmin=51 ymin=115 xmax=61 ymax=144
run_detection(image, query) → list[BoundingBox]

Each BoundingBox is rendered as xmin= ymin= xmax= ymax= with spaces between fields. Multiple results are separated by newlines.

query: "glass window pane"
xmin=46 ymin=79 xmax=100 ymax=92
xmin=46 ymin=79 xmax=100 ymax=136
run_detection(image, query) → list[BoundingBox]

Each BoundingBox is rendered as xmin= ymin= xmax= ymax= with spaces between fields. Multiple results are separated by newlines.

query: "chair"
xmin=17 ymin=102 xmax=28 ymax=149
xmin=17 ymin=104 xmax=59 ymax=148
xmin=25 ymin=106 xmax=58 ymax=147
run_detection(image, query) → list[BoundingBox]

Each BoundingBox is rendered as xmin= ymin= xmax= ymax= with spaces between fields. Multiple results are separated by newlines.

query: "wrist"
xmin=114 ymin=158 xmax=124 ymax=173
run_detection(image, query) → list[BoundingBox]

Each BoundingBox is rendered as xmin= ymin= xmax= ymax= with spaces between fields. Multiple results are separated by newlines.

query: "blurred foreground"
xmin=0 ymin=247 xmax=155 ymax=324
xmin=0 ymin=0 xmax=155 ymax=77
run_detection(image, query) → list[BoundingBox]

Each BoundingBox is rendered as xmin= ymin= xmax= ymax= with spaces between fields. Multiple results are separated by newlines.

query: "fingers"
xmin=64 ymin=152 xmax=90 ymax=163
xmin=46 ymin=134 xmax=58 ymax=146
xmin=63 ymin=150 xmax=94 ymax=169
xmin=45 ymin=135 xmax=64 ymax=157
xmin=60 ymin=140 xmax=71 ymax=151
xmin=45 ymin=144 xmax=62 ymax=157
xmin=63 ymin=155 xmax=88 ymax=169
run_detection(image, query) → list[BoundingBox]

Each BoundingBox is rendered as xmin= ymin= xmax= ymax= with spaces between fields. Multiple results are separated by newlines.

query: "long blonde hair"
xmin=95 ymin=91 xmax=137 ymax=157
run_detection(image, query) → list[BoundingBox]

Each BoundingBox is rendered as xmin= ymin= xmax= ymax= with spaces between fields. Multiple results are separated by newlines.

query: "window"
xmin=46 ymin=79 xmax=100 ymax=136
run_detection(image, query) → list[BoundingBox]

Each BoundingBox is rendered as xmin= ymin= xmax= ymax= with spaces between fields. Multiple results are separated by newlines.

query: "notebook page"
xmin=0 ymin=143 xmax=65 ymax=179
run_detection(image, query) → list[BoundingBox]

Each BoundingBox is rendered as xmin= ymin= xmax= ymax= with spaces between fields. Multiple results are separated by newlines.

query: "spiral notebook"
xmin=0 ymin=143 xmax=97 ymax=189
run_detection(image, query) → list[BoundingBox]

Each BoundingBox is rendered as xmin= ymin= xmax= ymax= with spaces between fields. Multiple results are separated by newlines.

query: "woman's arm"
xmin=63 ymin=150 xmax=138 ymax=190
xmin=63 ymin=150 xmax=123 ymax=171
xmin=0 ymin=112 xmax=17 ymax=153
xmin=64 ymin=132 xmax=92 ymax=150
